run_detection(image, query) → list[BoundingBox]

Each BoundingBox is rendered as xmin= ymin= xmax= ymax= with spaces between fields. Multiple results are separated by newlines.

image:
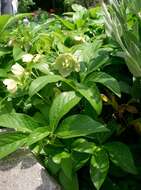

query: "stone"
xmin=0 ymin=150 xmax=60 ymax=190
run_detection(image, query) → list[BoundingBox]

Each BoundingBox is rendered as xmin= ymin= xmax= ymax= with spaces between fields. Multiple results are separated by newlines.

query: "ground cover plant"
xmin=0 ymin=1 xmax=141 ymax=189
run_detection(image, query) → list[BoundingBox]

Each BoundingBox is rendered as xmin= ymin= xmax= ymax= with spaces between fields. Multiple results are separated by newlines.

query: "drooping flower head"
xmin=11 ymin=63 xmax=25 ymax=77
xmin=3 ymin=79 xmax=17 ymax=93
xmin=54 ymin=53 xmax=80 ymax=77
xmin=22 ymin=54 xmax=34 ymax=63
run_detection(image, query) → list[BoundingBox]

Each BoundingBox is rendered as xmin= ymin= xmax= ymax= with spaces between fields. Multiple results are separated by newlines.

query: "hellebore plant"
xmin=0 ymin=2 xmax=141 ymax=190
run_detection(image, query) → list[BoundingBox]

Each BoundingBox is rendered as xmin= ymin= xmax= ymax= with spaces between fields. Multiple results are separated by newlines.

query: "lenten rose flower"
xmin=3 ymin=79 xmax=17 ymax=93
xmin=54 ymin=53 xmax=80 ymax=77
xmin=11 ymin=63 xmax=25 ymax=76
xmin=22 ymin=54 xmax=34 ymax=63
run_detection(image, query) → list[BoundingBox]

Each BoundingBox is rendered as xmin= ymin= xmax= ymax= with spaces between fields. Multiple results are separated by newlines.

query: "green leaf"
xmin=59 ymin=171 xmax=79 ymax=190
xmin=87 ymin=72 xmax=121 ymax=97
xmin=0 ymin=15 xmax=11 ymax=33
xmin=45 ymin=157 xmax=60 ymax=175
xmin=0 ymin=132 xmax=27 ymax=159
xmin=104 ymin=142 xmax=137 ymax=174
xmin=56 ymin=114 xmax=108 ymax=139
xmin=49 ymin=91 xmax=81 ymax=131
xmin=55 ymin=15 xmax=75 ymax=30
xmin=0 ymin=48 xmax=11 ymax=57
xmin=87 ymin=52 xmax=109 ymax=74
xmin=61 ymin=157 xmax=73 ymax=180
xmin=72 ymin=138 xmax=96 ymax=154
xmin=90 ymin=148 xmax=109 ymax=190
xmin=72 ymin=151 xmax=89 ymax=171
xmin=13 ymin=46 xmax=25 ymax=61
xmin=52 ymin=151 xmax=70 ymax=164
xmin=77 ymin=84 xmax=102 ymax=115
xmin=26 ymin=127 xmax=50 ymax=146
xmin=0 ymin=69 xmax=7 ymax=77
xmin=0 ymin=113 xmax=39 ymax=132
xmin=29 ymin=75 xmax=63 ymax=97
xmin=53 ymin=152 xmax=73 ymax=180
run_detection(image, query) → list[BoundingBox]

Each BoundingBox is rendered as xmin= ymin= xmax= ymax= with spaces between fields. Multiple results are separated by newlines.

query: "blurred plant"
xmin=102 ymin=0 xmax=141 ymax=78
xmin=18 ymin=0 xmax=35 ymax=13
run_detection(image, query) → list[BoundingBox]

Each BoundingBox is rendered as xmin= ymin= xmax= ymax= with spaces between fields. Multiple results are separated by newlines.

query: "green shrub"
xmin=0 ymin=3 xmax=141 ymax=190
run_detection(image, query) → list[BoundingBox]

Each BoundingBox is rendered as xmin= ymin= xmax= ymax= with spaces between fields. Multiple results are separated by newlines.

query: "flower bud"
xmin=22 ymin=54 xmax=34 ymax=63
xmin=3 ymin=79 xmax=17 ymax=93
xmin=11 ymin=63 xmax=25 ymax=76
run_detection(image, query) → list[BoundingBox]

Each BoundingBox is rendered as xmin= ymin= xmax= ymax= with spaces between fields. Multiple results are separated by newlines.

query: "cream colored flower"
xmin=54 ymin=53 xmax=80 ymax=77
xmin=3 ymin=79 xmax=17 ymax=93
xmin=11 ymin=63 xmax=25 ymax=76
xmin=22 ymin=54 xmax=34 ymax=63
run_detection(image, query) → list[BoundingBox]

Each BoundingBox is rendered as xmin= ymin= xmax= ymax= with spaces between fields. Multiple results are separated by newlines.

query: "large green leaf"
xmin=0 ymin=113 xmax=39 ymax=132
xmin=56 ymin=114 xmax=108 ymax=139
xmin=26 ymin=127 xmax=50 ymax=146
xmin=59 ymin=171 xmax=79 ymax=190
xmin=104 ymin=142 xmax=137 ymax=174
xmin=49 ymin=91 xmax=81 ymax=131
xmin=90 ymin=149 xmax=109 ymax=190
xmin=77 ymin=84 xmax=102 ymax=115
xmin=86 ymin=72 xmax=121 ymax=97
xmin=29 ymin=75 xmax=63 ymax=96
xmin=0 ymin=132 xmax=27 ymax=159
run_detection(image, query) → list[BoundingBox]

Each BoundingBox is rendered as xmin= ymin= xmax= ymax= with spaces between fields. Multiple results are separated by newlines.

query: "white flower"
xmin=3 ymin=79 xmax=17 ymax=93
xmin=11 ymin=63 xmax=25 ymax=76
xmin=22 ymin=54 xmax=34 ymax=63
